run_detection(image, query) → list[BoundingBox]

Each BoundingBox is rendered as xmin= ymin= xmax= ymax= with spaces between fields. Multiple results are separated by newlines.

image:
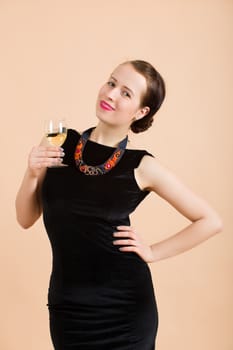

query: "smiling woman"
xmin=95 ymin=61 xmax=164 ymax=136
xmin=15 ymin=60 xmax=222 ymax=349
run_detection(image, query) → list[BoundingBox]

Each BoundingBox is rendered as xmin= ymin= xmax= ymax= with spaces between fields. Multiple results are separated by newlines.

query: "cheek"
xmin=97 ymin=85 xmax=107 ymax=98
xmin=117 ymin=103 xmax=138 ymax=119
xmin=123 ymin=101 xmax=139 ymax=113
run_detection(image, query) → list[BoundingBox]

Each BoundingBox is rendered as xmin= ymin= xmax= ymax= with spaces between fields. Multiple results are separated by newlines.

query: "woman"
xmin=16 ymin=60 xmax=222 ymax=349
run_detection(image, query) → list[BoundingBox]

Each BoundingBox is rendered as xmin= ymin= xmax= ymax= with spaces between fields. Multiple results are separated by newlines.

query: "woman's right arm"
xmin=15 ymin=143 xmax=64 ymax=229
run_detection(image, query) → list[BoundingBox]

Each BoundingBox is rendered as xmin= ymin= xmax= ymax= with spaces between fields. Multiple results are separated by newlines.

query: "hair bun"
xmin=130 ymin=116 xmax=154 ymax=133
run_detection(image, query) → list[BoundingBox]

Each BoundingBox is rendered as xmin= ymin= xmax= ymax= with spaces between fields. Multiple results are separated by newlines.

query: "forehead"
xmin=110 ymin=63 xmax=147 ymax=96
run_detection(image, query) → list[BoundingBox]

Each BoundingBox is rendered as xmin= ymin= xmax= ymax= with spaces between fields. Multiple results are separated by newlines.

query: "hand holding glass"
xmin=45 ymin=119 xmax=68 ymax=166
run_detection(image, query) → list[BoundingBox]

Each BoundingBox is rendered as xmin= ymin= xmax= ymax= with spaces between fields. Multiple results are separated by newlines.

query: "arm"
xmin=15 ymin=142 xmax=64 ymax=229
xmin=113 ymin=156 xmax=223 ymax=263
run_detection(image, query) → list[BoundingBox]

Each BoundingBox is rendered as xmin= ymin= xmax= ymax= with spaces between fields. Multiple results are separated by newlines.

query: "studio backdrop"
xmin=0 ymin=1 xmax=232 ymax=349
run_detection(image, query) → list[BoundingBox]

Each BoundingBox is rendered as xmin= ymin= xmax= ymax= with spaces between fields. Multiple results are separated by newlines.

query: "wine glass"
xmin=45 ymin=119 xmax=68 ymax=167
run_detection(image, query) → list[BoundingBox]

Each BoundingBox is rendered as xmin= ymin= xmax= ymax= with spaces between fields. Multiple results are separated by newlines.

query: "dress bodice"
xmin=42 ymin=128 xmax=153 ymax=225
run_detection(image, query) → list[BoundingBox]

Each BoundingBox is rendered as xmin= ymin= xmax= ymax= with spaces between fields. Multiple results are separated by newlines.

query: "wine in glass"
xmin=45 ymin=119 xmax=68 ymax=166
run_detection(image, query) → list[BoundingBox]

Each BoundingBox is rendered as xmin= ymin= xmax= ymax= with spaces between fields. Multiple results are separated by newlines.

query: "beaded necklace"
xmin=74 ymin=127 xmax=128 ymax=176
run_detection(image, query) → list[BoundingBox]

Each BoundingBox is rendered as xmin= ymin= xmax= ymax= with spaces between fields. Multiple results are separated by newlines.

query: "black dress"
xmin=41 ymin=129 xmax=158 ymax=350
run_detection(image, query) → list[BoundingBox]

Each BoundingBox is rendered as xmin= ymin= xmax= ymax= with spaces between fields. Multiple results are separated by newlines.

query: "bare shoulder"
xmin=136 ymin=154 xmax=175 ymax=191
xmin=126 ymin=141 xmax=143 ymax=150
xmin=126 ymin=137 xmax=152 ymax=150
xmin=136 ymin=154 xmax=222 ymax=223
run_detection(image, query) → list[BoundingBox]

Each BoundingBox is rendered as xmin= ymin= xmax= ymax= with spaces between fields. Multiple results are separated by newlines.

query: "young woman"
xmin=16 ymin=60 xmax=222 ymax=349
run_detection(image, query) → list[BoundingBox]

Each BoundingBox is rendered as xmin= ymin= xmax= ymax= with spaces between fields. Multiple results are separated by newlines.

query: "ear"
xmin=135 ymin=106 xmax=150 ymax=121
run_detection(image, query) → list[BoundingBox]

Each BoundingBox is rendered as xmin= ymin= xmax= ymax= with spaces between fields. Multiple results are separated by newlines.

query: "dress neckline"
xmin=74 ymin=127 xmax=128 ymax=176
xmin=70 ymin=128 xmax=146 ymax=152
xmin=86 ymin=138 xmax=145 ymax=152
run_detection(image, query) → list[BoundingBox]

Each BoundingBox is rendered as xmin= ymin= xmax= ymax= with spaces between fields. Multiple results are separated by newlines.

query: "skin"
xmin=15 ymin=63 xmax=223 ymax=263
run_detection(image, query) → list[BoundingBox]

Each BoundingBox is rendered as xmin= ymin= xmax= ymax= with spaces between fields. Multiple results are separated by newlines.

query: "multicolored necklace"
xmin=74 ymin=127 xmax=128 ymax=175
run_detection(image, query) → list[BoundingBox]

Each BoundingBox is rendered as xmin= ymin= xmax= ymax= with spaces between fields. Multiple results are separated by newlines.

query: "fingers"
xmin=113 ymin=239 xmax=139 ymax=247
xmin=118 ymin=246 xmax=139 ymax=253
xmin=30 ymin=158 xmax=63 ymax=169
xmin=113 ymin=226 xmax=154 ymax=263
xmin=113 ymin=226 xmax=139 ymax=248
xmin=28 ymin=146 xmax=65 ymax=169
xmin=113 ymin=226 xmax=137 ymax=239
xmin=31 ymin=146 xmax=64 ymax=158
xmin=116 ymin=225 xmax=134 ymax=231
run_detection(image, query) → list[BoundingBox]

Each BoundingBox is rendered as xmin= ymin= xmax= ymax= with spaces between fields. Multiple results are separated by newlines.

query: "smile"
xmin=100 ymin=100 xmax=115 ymax=111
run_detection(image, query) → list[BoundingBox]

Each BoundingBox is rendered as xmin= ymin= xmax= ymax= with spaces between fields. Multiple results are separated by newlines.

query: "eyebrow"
xmin=110 ymin=75 xmax=135 ymax=96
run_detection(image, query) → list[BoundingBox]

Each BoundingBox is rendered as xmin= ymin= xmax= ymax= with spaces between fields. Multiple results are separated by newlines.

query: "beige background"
xmin=0 ymin=0 xmax=232 ymax=349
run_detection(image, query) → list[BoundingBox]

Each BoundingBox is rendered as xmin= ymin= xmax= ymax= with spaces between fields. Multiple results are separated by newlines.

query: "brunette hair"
xmin=123 ymin=60 xmax=166 ymax=133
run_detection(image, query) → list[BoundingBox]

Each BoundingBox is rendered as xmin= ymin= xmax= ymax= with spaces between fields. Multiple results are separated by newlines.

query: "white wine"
xmin=44 ymin=119 xmax=68 ymax=166
xmin=47 ymin=132 xmax=67 ymax=146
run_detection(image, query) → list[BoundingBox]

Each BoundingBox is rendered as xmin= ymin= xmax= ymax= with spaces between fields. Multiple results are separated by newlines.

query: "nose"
xmin=106 ymin=87 xmax=118 ymax=101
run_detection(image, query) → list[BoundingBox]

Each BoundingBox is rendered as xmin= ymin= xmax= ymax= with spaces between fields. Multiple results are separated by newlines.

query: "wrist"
xmin=26 ymin=164 xmax=46 ymax=180
xmin=149 ymin=244 xmax=160 ymax=263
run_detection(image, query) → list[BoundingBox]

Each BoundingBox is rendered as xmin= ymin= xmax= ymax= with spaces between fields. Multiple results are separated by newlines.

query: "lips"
xmin=100 ymin=100 xmax=115 ymax=111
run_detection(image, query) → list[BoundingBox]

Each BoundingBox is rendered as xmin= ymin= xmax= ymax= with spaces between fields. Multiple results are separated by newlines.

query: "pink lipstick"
xmin=100 ymin=100 xmax=115 ymax=111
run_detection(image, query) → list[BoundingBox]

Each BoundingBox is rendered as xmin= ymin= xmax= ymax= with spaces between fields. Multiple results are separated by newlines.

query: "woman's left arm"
xmin=113 ymin=156 xmax=223 ymax=263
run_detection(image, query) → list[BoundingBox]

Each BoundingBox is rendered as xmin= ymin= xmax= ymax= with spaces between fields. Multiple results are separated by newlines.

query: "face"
xmin=96 ymin=63 xmax=149 ymax=129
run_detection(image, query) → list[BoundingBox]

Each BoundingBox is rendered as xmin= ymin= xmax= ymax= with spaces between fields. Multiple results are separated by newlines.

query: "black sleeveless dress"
xmin=41 ymin=129 xmax=158 ymax=350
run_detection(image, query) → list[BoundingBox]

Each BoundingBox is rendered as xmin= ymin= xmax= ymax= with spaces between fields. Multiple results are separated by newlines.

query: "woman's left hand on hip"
xmin=113 ymin=225 xmax=154 ymax=263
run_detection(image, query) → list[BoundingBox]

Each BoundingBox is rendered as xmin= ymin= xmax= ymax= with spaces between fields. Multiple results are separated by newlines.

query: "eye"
xmin=107 ymin=81 xmax=115 ymax=87
xmin=122 ymin=90 xmax=131 ymax=98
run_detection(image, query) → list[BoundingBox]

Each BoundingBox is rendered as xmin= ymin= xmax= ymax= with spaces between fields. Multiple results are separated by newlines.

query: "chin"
xmin=96 ymin=109 xmax=112 ymax=122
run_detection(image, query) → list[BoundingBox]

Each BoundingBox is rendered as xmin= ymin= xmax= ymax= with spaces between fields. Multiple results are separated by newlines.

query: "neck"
xmin=89 ymin=123 xmax=129 ymax=147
